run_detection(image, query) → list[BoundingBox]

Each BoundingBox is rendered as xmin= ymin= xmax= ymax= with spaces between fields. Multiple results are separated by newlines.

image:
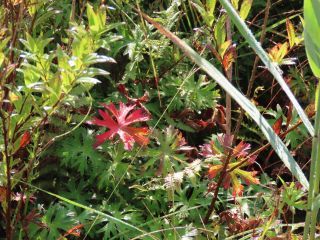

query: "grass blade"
xmin=303 ymin=85 xmax=320 ymax=240
xmin=304 ymin=0 xmax=320 ymax=78
xmin=138 ymin=10 xmax=309 ymax=189
xmin=303 ymin=1 xmax=320 ymax=238
xmin=219 ymin=0 xmax=314 ymax=137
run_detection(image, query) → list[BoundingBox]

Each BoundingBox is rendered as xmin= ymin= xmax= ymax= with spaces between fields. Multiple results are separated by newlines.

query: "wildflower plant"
xmin=143 ymin=126 xmax=194 ymax=176
xmin=0 ymin=0 xmax=318 ymax=239
xmin=200 ymin=134 xmax=260 ymax=196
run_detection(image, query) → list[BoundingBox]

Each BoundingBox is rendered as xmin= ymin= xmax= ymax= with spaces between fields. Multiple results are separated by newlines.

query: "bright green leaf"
xmin=239 ymin=0 xmax=253 ymax=20
xmin=286 ymin=18 xmax=296 ymax=48
xmin=304 ymin=0 xmax=320 ymax=78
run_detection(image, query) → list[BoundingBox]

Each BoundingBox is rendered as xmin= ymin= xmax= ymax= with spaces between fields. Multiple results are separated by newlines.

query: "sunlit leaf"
xmin=286 ymin=18 xmax=296 ymax=48
xmin=304 ymin=0 xmax=320 ymax=78
xmin=239 ymin=0 xmax=252 ymax=20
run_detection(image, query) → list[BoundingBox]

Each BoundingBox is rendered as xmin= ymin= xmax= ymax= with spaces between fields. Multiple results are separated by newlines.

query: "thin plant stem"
xmin=135 ymin=1 xmax=162 ymax=106
xmin=203 ymin=0 xmax=271 ymax=223
xmin=225 ymin=15 xmax=233 ymax=135
xmin=303 ymin=85 xmax=320 ymax=240
xmin=1 ymin=113 xmax=12 ymax=240
xmin=203 ymin=14 xmax=236 ymax=223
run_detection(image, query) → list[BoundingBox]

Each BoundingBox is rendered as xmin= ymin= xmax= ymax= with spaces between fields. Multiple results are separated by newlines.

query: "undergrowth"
xmin=0 ymin=0 xmax=319 ymax=239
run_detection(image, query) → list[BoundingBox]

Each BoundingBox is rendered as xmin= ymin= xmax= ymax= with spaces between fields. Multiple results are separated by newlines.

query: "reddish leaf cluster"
xmin=200 ymin=134 xmax=259 ymax=196
xmin=220 ymin=210 xmax=262 ymax=234
xmin=89 ymin=102 xmax=151 ymax=150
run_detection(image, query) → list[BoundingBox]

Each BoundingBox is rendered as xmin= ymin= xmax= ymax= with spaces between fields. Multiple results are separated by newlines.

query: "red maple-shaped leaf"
xmin=89 ymin=102 xmax=151 ymax=150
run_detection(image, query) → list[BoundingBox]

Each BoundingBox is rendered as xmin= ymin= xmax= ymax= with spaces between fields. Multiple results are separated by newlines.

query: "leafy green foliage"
xmin=163 ymin=74 xmax=220 ymax=112
xmin=28 ymin=203 xmax=78 ymax=239
xmin=280 ymin=178 xmax=306 ymax=212
xmin=58 ymin=128 xmax=101 ymax=175
xmin=142 ymin=126 xmax=190 ymax=176
xmin=0 ymin=1 xmax=317 ymax=239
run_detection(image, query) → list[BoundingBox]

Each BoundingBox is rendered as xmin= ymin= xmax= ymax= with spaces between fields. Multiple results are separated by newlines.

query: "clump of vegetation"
xmin=0 ymin=0 xmax=319 ymax=239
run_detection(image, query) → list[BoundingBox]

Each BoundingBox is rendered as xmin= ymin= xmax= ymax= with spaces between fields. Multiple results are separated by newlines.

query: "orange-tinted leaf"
xmin=66 ymin=224 xmax=84 ymax=237
xmin=236 ymin=169 xmax=260 ymax=185
xmin=20 ymin=131 xmax=31 ymax=148
xmin=231 ymin=173 xmax=244 ymax=196
xmin=222 ymin=44 xmax=236 ymax=71
xmin=9 ymin=92 xmax=19 ymax=102
xmin=202 ymin=134 xmax=260 ymax=196
xmin=233 ymin=141 xmax=250 ymax=158
xmin=305 ymin=103 xmax=315 ymax=117
xmin=272 ymin=116 xmax=283 ymax=135
xmin=268 ymin=42 xmax=289 ymax=64
xmin=208 ymin=165 xmax=223 ymax=179
xmin=59 ymin=224 xmax=84 ymax=240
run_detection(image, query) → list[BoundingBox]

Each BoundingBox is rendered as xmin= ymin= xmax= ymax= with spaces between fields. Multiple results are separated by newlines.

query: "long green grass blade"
xmin=303 ymin=85 xmax=320 ymax=239
xmin=304 ymin=0 xmax=320 ymax=77
xmin=219 ymin=0 xmax=314 ymax=137
xmin=303 ymin=1 xmax=320 ymax=239
xmin=304 ymin=0 xmax=320 ymax=78
xmin=139 ymin=11 xmax=309 ymax=189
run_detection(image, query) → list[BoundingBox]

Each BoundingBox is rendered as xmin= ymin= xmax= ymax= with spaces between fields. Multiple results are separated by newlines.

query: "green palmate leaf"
xmin=219 ymin=0 xmax=314 ymax=137
xmin=29 ymin=203 xmax=78 ymax=239
xmin=304 ymin=0 xmax=320 ymax=78
xmin=20 ymin=181 xmax=154 ymax=239
xmin=59 ymin=128 xmax=102 ymax=176
xmin=138 ymin=11 xmax=309 ymax=189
